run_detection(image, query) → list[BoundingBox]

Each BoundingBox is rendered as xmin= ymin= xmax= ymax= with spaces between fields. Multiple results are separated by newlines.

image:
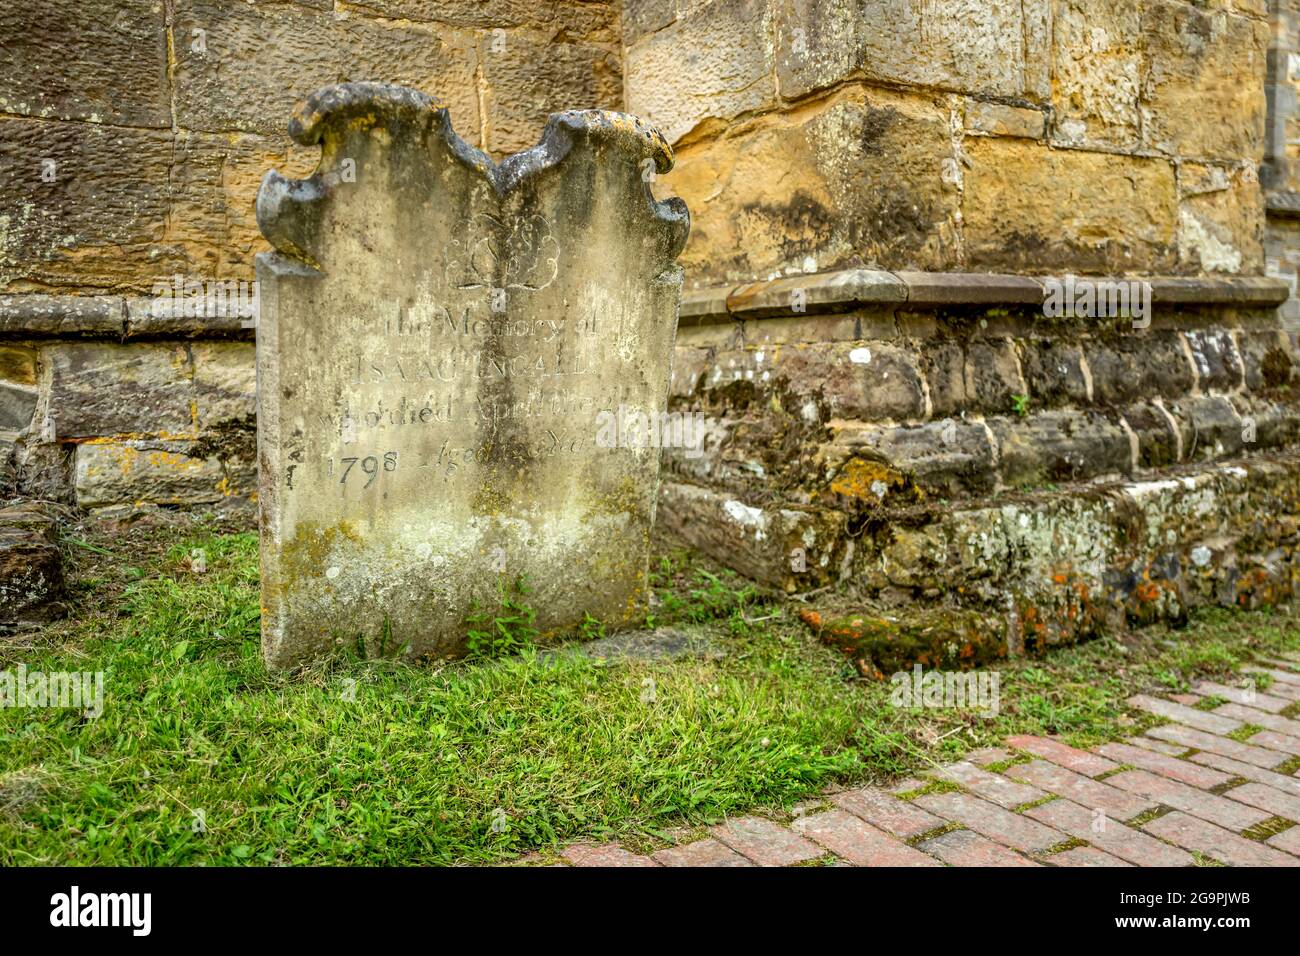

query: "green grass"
xmin=1 ymin=524 xmax=1298 ymax=866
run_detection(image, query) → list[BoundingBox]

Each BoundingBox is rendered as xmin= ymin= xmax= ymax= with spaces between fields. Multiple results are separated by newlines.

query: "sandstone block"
xmin=1140 ymin=3 xmax=1267 ymax=162
xmin=774 ymin=0 xmax=1049 ymax=103
xmin=47 ymin=343 xmax=196 ymax=440
xmin=0 ymin=119 xmax=174 ymax=293
xmin=626 ymin=0 xmax=774 ymax=144
xmin=74 ymin=440 xmax=236 ymax=510
xmin=963 ymin=138 xmax=1178 ymax=274
xmin=480 ymin=31 xmax=621 ymax=155
xmin=1050 ymin=0 xmax=1142 ymax=150
xmin=666 ymin=87 xmax=958 ymax=284
xmin=0 ymin=0 xmax=170 ymax=128
xmin=0 ymin=502 xmax=65 ymax=626
xmin=171 ymin=0 xmax=479 ymax=141
xmin=991 ymin=409 xmax=1132 ymax=486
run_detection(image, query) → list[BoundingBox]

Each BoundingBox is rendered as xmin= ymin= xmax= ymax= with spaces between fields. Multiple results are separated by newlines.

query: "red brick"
xmin=1191 ymin=680 xmax=1292 ymax=713
xmin=562 ymin=843 xmax=659 ymax=867
xmin=1215 ymin=702 xmax=1300 ymax=738
xmin=1142 ymin=811 xmax=1298 ymax=866
xmin=1049 ymin=846 xmax=1132 ymax=867
xmin=1005 ymin=734 xmax=1118 ymax=777
xmin=1126 ymin=695 xmax=1242 ymax=735
xmin=1006 ymin=759 xmax=1155 ymax=821
xmin=917 ymin=827 xmax=1039 ymax=866
xmin=1126 ymin=736 xmax=1187 ymax=756
xmin=1025 ymin=798 xmax=1193 ymax=866
xmin=652 ymin=838 xmax=753 ymax=867
xmin=831 ymin=787 xmax=945 ymax=839
xmin=966 ymin=746 xmax=1014 ymax=767
xmin=914 ymin=792 xmax=1065 ymax=854
xmin=710 ymin=816 xmax=821 ymax=867
xmin=1188 ymin=751 xmax=1300 ymax=795
xmin=1266 ymin=826 xmax=1300 ymax=856
xmin=791 ymin=810 xmax=941 ymax=866
xmin=1106 ymin=769 xmax=1271 ymax=831
xmin=1244 ymin=665 xmax=1300 ymax=687
xmin=1223 ymin=782 xmax=1300 ymax=822
xmin=1144 ymin=724 xmax=1290 ymax=769
xmin=1094 ymin=742 xmax=1233 ymax=789
xmin=1249 ymin=730 xmax=1300 ymax=755
xmin=1258 ymin=678 xmax=1300 ymax=701
xmin=928 ymin=760 xmax=1046 ymax=809
xmin=886 ymin=777 xmax=929 ymax=795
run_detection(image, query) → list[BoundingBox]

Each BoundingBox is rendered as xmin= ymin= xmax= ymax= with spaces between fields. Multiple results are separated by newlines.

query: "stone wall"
xmin=659 ymin=270 xmax=1300 ymax=660
xmin=624 ymin=0 xmax=1271 ymax=289
xmin=0 ymin=0 xmax=619 ymax=515
xmin=0 ymin=0 xmax=621 ymax=297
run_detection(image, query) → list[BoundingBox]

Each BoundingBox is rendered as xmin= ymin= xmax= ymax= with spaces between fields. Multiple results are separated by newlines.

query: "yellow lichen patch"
xmin=828 ymin=457 xmax=906 ymax=501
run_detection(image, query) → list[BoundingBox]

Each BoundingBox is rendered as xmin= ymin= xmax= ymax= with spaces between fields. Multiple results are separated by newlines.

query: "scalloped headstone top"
xmin=254 ymin=82 xmax=688 ymax=670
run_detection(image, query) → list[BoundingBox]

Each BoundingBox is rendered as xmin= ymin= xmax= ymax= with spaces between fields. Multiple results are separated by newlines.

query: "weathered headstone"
xmin=255 ymin=83 xmax=688 ymax=670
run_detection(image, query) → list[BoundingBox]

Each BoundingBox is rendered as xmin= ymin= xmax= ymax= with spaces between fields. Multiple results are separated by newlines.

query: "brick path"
xmin=552 ymin=654 xmax=1300 ymax=867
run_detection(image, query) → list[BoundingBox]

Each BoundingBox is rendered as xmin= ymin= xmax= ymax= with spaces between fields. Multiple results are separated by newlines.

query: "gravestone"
xmin=255 ymin=83 xmax=688 ymax=670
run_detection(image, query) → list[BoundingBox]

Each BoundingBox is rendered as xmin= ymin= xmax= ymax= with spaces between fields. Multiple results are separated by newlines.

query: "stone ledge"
xmin=1265 ymin=190 xmax=1300 ymax=218
xmin=681 ymin=268 xmax=1293 ymax=321
xmin=4 ymin=269 xmax=1293 ymax=338
xmin=0 ymin=295 xmax=254 ymax=341
xmin=0 ymin=295 xmax=125 ymax=338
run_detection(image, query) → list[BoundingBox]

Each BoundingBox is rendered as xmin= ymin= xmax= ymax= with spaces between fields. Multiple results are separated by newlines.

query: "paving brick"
xmin=966 ymin=746 xmax=1014 ymax=767
xmin=1260 ymin=680 xmax=1300 ymax=701
xmin=1223 ymin=782 xmax=1300 ymax=822
xmin=1249 ymin=730 xmax=1300 ymax=755
xmin=1191 ymin=679 xmax=1292 ymax=713
xmin=1005 ymin=734 xmax=1119 ymax=777
xmin=928 ymin=760 xmax=1046 ymax=809
xmin=914 ymin=792 xmax=1065 ymax=854
xmin=1006 ymin=759 xmax=1155 ymax=821
xmin=711 ymin=816 xmax=822 ymax=866
xmin=1144 ymin=724 xmax=1291 ymax=769
xmin=562 ymin=843 xmax=659 ymax=867
xmin=1266 ymin=826 xmax=1300 ymax=856
xmin=652 ymin=837 xmax=753 ymax=867
xmin=1126 ymin=695 xmax=1242 ymax=735
xmin=886 ymin=777 xmax=928 ymax=795
xmin=1025 ymin=798 xmax=1194 ymax=867
xmin=1126 ymin=736 xmax=1188 ymax=757
xmin=1106 ymin=769 xmax=1272 ymax=831
xmin=830 ymin=786 xmax=946 ymax=839
xmin=1094 ymin=742 xmax=1233 ymax=789
xmin=1049 ymin=845 xmax=1133 ymax=867
xmin=791 ymin=810 xmax=941 ymax=866
xmin=1215 ymin=703 xmax=1300 ymax=738
xmin=1188 ymin=751 xmax=1300 ymax=795
xmin=1169 ymin=694 xmax=1202 ymax=706
xmin=917 ymin=827 xmax=1039 ymax=866
xmin=1143 ymin=811 xmax=1299 ymax=866
xmin=1243 ymin=665 xmax=1300 ymax=690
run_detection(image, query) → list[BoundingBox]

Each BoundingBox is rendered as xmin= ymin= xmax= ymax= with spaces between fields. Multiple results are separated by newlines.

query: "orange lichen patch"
xmin=1134 ymin=579 xmax=1163 ymax=604
xmin=827 ymin=457 xmax=908 ymax=501
xmin=799 ymin=604 xmax=1009 ymax=672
